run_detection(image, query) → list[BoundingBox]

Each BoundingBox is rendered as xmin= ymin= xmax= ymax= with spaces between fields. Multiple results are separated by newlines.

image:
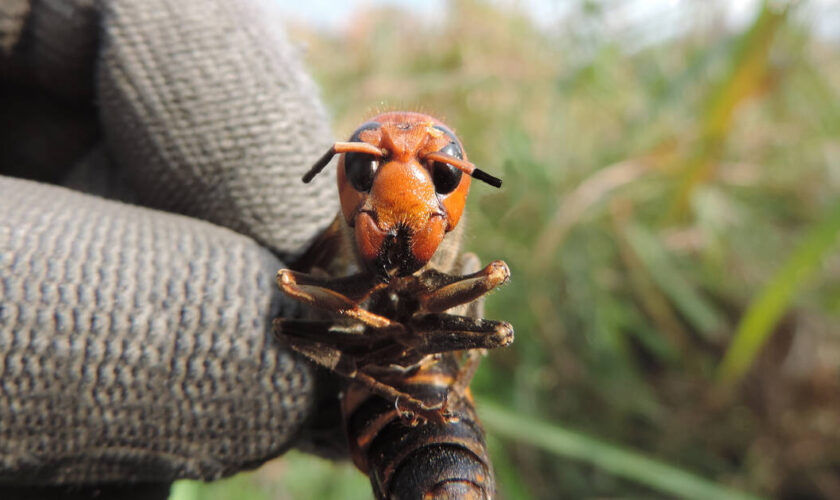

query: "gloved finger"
xmin=96 ymin=0 xmax=338 ymax=259
xmin=1 ymin=0 xmax=338 ymax=260
xmin=0 ymin=176 xmax=313 ymax=483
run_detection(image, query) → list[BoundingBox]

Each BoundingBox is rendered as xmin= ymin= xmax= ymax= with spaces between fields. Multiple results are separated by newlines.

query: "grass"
xmin=717 ymin=201 xmax=840 ymax=387
xmin=170 ymin=451 xmax=371 ymax=500
xmin=477 ymin=399 xmax=763 ymax=500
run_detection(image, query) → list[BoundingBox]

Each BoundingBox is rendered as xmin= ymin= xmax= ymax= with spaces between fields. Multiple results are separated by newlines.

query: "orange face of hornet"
xmin=336 ymin=112 xmax=472 ymax=277
xmin=301 ymin=111 xmax=501 ymax=279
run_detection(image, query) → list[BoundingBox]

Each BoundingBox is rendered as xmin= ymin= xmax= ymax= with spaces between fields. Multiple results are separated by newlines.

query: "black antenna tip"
xmin=301 ymin=146 xmax=338 ymax=183
xmin=473 ymin=168 xmax=503 ymax=188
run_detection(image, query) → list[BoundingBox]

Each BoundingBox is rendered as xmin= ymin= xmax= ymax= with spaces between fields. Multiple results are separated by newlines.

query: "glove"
xmin=0 ymin=0 xmax=340 ymax=491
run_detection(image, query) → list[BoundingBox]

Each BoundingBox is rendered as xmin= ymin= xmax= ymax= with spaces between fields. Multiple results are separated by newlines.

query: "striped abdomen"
xmin=343 ymin=355 xmax=494 ymax=500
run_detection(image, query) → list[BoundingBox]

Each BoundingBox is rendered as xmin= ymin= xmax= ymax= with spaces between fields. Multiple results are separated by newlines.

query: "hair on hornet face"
xmin=302 ymin=112 xmax=502 ymax=279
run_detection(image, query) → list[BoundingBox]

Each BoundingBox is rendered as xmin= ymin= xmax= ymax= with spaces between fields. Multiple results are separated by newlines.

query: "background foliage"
xmin=173 ymin=0 xmax=840 ymax=498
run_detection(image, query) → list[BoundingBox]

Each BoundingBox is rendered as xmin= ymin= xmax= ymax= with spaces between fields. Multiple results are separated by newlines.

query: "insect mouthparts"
xmin=369 ymin=225 xmax=421 ymax=279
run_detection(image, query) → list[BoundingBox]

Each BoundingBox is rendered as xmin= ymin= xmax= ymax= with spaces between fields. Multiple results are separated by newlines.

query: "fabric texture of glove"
xmin=1 ymin=177 xmax=309 ymax=482
xmin=0 ymin=0 xmax=340 ymax=487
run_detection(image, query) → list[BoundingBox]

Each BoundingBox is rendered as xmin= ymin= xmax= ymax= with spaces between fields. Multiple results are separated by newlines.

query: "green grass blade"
xmin=666 ymin=3 xmax=788 ymax=220
xmin=168 ymin=480 xmax=202 ymax=500
xmin=624 ymin=223 xmax=725 ymax=339
xmin=477 ymin=400 xmax=763 ymax=500
xmin=717 ymin=203 xmax=840 ymax=385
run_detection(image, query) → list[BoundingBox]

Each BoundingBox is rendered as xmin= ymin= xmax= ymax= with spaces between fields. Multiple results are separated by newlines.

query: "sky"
xmin=275 ymin=0 xmax=839 ymax=43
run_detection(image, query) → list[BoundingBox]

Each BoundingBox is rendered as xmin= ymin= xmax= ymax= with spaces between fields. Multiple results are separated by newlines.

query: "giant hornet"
xmin=274 ymin=112 xmax=512 ymax=499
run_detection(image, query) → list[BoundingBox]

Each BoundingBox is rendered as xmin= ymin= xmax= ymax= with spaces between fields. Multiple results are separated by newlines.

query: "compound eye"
xmin=344 ymin=152 xmax=379 ymax=192
xmin=344 ymin=121 xmax=381 ymax=192
xmin=430 ymin=142 xmax=464 ymax=195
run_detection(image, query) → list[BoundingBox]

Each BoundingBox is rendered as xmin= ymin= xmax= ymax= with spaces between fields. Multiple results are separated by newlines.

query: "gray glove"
xmin=0 ymin=0 xmax=339 ymax=488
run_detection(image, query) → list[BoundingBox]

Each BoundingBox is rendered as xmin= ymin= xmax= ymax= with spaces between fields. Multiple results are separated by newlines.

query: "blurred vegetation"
xmin=175 ymin=0 xmax=840 ymax=498
xmin=169 ymin=450 xmax=371 ymax=500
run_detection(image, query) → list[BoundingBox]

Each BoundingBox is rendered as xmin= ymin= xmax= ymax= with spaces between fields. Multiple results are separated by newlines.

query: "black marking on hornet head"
xmin=432 ymin=124 xmax=462 ymax=153
xmin=348 ymin=121 xmax=381 ymax=142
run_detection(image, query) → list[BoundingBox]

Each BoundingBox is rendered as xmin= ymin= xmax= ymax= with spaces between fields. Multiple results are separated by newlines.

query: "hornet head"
xmin=302 ymin=112 xmax=501 ymax=279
